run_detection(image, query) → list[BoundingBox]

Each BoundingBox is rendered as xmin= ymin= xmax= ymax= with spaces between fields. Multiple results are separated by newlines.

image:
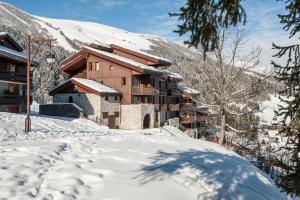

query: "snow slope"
xmin=257 ymin=94 xmax=287 ymax=125
xmin=34 ymin=16 xmax=157 ymax=51
xmin=0 ymin=112 xmax=285 ymax=200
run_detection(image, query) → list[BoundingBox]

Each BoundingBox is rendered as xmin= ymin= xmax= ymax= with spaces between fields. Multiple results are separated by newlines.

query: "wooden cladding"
xmin=132 ymin=86 xmax=157 ymax=95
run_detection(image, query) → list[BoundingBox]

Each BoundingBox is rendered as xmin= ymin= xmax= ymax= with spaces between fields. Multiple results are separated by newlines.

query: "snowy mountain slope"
xmin=34 ymin=16 xmax=158 ymax=51
xmin=0 ymin=2 xmax=165 ymax=52
xmin=0 ymin=112 xmax=286 ymax=200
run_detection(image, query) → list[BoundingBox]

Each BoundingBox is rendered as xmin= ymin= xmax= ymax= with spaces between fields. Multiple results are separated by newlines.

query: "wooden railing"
xmin=0 ymin=94 xmax=25 ymax=105
xmin=168 ymin=104 xmax=180 ymax=111
xmin=159 ymin=104 xmax=168 ymax=111
xmin=132 ymin=86 xmax=157 ymax=95
xmin=0 ymin=71 xmax=27 ymax=83
xmin=180 ymin=115 xmax=207 ymax=124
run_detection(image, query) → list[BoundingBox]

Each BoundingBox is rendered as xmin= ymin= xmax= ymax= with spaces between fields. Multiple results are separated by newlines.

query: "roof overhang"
xmin=0 ymin=46 xmax=38 ymax=66
xmin=110 ymin=44 xmax=172 ymax=66
xmin=0 ymin=32 xmax=24 ymax=52
xmin=83 ymin=47 xmax=163 ymax=75
xmin=49 ymin=79 xmax=121 ymax=96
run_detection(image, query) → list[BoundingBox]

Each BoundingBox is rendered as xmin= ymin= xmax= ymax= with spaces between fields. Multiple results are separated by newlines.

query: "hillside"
xmin=0 ymin=112 xmax=286 ymax=199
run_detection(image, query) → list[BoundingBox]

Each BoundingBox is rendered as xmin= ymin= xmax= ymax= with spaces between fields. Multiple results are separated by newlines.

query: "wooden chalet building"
xmin=0 ymin=33 xmax=37 ymax=113
xmin=48 ymin=43 xmax=182 ymax=129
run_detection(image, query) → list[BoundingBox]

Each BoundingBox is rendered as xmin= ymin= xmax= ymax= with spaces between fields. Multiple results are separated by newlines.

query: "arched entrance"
xmin=143 ymin=114 xmax=150 ymax=129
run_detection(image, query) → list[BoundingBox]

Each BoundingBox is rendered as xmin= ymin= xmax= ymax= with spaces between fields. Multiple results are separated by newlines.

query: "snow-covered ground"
xmin=0 ymin=112 xmax=286 ymax=200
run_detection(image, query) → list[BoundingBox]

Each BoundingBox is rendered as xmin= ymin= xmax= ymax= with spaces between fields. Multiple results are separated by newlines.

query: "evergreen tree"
xmin=169 ymin=0 xmax=246 ymax=56
xmin=171 ymin=0 xmax=300 ymax=195
xmin=271 ymin=0 xmax=300 ymax=195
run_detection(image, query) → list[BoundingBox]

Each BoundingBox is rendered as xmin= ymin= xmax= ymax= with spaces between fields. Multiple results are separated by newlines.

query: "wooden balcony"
xmin=0 ymin=94 xmax=25 ymax=105
xmin=132 ymin=86 xmax=157 ymax=95
xmin=0 ymin=70 xmax=27 ymax=83
xmin=180 ymin=115 xmax=207 ymax=124
xmin=159 ymin=104 xmax=168 ymax=111
xmin=168 ymin=104 xmax=180 ymax=111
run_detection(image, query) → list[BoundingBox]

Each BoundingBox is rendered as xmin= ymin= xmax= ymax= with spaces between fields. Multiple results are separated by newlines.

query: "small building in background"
xmin=177 ymin=83 xmax=210 ymax=138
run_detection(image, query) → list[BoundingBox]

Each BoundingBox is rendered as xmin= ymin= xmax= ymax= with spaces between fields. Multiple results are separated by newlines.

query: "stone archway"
xmin=143 ymin=114 xmax=150 ymax=129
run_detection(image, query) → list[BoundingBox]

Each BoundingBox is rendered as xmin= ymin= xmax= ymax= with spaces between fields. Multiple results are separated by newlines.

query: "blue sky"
xmin=1 ymin=0 xmax=295 ymax=68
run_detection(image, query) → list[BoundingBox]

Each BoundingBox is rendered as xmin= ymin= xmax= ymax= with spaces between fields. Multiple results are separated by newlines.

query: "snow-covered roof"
xmin=83 ymin=46 xmax=162 ymax=74
xmin=0 ymin=45 xmax=38 ymax=65
xmin=111 ymin=44 xmax=172 ymax=65
xmin=0 ymin=32 xmax=8 ymax=36
xmin=177 ymin=83 xmax=200 ymax=95
xmin=160 ymin=69 xmax=183 ymax=81
xmin=50 ymin=78 xmax=120 ymax=96
xmin=72 ymin=78 xmax=120 ymax=94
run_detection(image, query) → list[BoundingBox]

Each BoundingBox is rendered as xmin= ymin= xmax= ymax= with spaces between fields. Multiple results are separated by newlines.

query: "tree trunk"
xmin=219 ymin=114 xmax=225 ymax=144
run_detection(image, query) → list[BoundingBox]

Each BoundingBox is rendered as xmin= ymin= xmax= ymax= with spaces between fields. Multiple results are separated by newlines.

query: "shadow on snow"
xmin=134 ymin=149 xmax=283 ymax=200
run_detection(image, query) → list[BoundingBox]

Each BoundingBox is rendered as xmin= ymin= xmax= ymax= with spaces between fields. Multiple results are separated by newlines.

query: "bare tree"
xmin=201 ymin=29 xmax=269 ymax=145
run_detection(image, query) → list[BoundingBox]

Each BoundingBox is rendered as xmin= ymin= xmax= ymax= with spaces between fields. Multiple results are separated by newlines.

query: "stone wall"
xmin=53 ymin=93 xmax=101 ymax=121
xmin=169 ymin=117 xmax=180 ymax=128
xmin=100 ymin=96 xmax=120 ymax=127
xmin=53 ymin=93 xmax=121 ymax=128
xmin=120 ymin=104 xmax=155 ymax=129
xmin=39 ymin=103 xmax=84 ymax=118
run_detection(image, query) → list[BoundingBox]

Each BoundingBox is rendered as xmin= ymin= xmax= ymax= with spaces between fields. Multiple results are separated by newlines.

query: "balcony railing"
xmin=0 ymin=94 xmax=25 ymax=105
xmin=180 ymin=115 xmax=207 ymax=124
xmin=159 ymin=104 xmax=168 ymax=111
xmin=132 ymin=86 xmax=157 ymax=95
xmin=168 ymin=104 xmax=180 ymax=111
xmin=0 ymin=71 xmax=27 ymax=83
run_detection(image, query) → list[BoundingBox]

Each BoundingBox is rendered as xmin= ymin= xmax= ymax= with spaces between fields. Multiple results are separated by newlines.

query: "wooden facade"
xmin=0 ymin=33 xmax=35 ymax=113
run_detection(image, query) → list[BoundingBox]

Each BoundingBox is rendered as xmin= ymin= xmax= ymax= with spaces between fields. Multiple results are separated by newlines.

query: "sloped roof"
xmin=177 ymin=83 xmax=200 ymax=95
xmin=0 ymin=45 xmax=38 ymax=65
xmin=160 ymin=69 xmax=183 ymax=81
xmin=110 ymin=44 xmax=172 ymax=66
xmin=83 ymin=46 xmax=163 ymax=74
xmin=0 ymin=32 xmax=23 ymax=52
xmin=49 ymin=78 xmax=121 ymax=96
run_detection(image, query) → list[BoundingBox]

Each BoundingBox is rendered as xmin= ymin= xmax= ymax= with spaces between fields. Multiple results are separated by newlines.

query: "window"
xmin=68 ymin=96 xmax=73 ymax=103
xmin=105 ymin=96 xmax=109 ymax=101
xmin=9 ymin=64 xmax=16 ymax=72
xmin=133 ymin=78 xmax=140 ymax=86
xmin=114 ymin=96 xmax=118 ymax=101
xmin=102 ymin=112 xmax=108 ymax=118
xmin=88 ymin=62 xmax=92 ymax=71
xmin=95 ymin=62 xmax=100 ymax=71
xmin=122 ymin=77 xmax=126 ymax=86
xmin=9 ymin=85 xmax=14 ymax=94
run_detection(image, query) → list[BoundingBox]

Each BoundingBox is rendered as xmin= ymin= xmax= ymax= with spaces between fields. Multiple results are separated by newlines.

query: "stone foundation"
xmin=120 ymin=104 xmax=155 ymax=129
